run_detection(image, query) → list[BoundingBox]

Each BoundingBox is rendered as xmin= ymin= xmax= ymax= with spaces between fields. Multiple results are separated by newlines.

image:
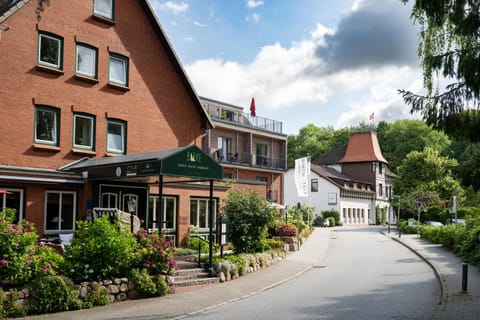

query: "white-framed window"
xmin=311 ymin=178 xmax=319 ymax=192
xmin=148 ymin=195 xmax=177 ymax=231
xmin=75 ymin=43 xmax=97 ymax=78
xmin=106 ymin=119 xmax=126 ymax=154
xmin=44 ymin=190 xmax=76 ymax=233
xmin=38 ymin=32 xmax=63 ymax=69
xmin=1 ymin=188 xmax=24 ymax=224
xmin=190 ymin=198 xmax=217 ymax=230
xmin=101 ymin=192 xmax=118 ymax=208
xmin=34 ymin=105 xmax=60 ymax=146
xmin=93 ymin=0 xmax=114 ymax=20
xmin=108 ymin=53 xmax=128 ymax=86
xmin=73 ymin=113 xmax=95 ymax=150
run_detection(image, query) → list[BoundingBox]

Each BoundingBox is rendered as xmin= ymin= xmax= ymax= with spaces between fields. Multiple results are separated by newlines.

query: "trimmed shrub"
xmin=0 ymin=208 xmax=63 ymax=286
xmin=129 ymin=268 xmax=168 ymax=298
xmin=327 ymin=217 xmax=336 ymax=227
xmin=275 ymin=224 xmax=297 ymax=236
xmin=136 ymin=230 xmax=177 ymax=275
xmin=27 ymin=275 xmax=82 ymax=315
xmin=322 ymin=210 xmax=340 ymax=226
xmin=224 ymin=190 xmax=276 ymax=253
xmin=62 ymin=215 xmax=138 ymax=282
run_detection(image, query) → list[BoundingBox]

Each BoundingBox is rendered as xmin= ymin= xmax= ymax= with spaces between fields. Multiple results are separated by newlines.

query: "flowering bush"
xmin=136 ymin=230 xmax=177 ymax=275
xmin=0 ymin=209 xmax=63 ymax=286
xmin=275 ymin=224 xmax=298 ymax=237
xmin=62 ymin=215 xmax=138 ymax=282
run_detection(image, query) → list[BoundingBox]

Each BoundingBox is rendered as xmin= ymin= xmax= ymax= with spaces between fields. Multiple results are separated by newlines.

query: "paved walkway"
xmin=21 ymin=227 xmax=479 ymax=319
xmin=21 ymin=228 xmax=332 ymax=320
xmin=383 ymin=227 xmax=480 ymax=320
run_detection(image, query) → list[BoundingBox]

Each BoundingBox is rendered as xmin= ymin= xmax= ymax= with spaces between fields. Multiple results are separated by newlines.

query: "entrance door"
xmin=98 ymin=184 xmax=147 ymax=229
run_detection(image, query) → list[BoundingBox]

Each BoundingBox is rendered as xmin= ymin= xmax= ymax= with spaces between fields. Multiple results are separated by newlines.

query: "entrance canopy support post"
xmin=157 ymin=175 xmax=163 ymax=233
xmin=208 ymin=179 xmax=214 ymax=276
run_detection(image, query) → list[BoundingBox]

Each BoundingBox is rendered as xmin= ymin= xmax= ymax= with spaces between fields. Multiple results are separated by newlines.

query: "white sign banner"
xmin=294 ymin=157 xmax=310 ymax=197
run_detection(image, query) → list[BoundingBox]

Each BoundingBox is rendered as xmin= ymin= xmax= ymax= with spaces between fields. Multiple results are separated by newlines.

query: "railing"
xmin=191 ymin=235 xmax=210 ymax=268
xmin=205 ymin=105 xmax=283 ymax=134
xmin=213 ymin=151 xmax=287 ymax=171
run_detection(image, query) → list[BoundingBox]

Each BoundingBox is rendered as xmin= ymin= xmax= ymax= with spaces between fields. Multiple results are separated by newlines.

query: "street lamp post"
xmin=127 ymin=197 xmax=137 ymax=233
xmin=393 ymin=195 xmax=401 ymax=237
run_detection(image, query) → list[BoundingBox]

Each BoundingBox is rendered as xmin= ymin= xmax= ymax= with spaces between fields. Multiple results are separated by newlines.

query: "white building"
xmin=285 ymin=131 xmax=396 ymax=225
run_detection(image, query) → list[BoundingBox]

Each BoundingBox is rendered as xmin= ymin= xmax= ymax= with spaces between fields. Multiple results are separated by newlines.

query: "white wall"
xmin=284 ymin=169 xmax=340 ymax=217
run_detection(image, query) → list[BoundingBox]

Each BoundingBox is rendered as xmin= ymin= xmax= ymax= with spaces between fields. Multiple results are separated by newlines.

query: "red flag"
xmin=250 ymin=97 xmax=256 ymax=117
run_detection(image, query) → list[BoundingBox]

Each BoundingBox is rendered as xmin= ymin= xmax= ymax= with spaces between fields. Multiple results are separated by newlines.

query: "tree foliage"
xmin=287 ymin=124 xmax=349 ymax=166
xmin=399 ymin=0 xmax=480 ymax=140
xmin=223 ymin=190 xmax=276 ymax=253
xmin=377 ymin=120 xmax=451 ymax=172
xmin=395 ymin=147 xmax=463 ymax=210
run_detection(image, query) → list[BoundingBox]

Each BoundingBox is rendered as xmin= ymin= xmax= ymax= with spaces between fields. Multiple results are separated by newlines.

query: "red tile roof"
xmin=339 ymin=131 xmax=388 ymax=163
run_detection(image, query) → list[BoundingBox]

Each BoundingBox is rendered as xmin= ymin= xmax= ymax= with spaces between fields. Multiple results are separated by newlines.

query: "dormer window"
xmin=94 ymin=0 xmax=114 ymax=21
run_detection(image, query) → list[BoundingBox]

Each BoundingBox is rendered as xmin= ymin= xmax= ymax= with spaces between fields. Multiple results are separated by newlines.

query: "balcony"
xmin=204 ymin=104 xmax=283 ymax=134
xmin=213 ymin=151 xmax=287 ymax=171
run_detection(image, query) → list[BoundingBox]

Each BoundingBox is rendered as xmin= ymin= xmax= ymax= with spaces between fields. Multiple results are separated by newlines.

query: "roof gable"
xmin=339 ymin=131 xmax=388 ymax=163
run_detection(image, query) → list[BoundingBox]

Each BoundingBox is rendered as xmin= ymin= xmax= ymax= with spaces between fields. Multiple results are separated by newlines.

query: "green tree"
xmin=223 ymin=190 xmax=276 ymax=253
xmin=378 ymin=120 xmax=451 ymax=172
xmin=399 ymin=0 xmax=480 ymax=141
xmin=457 ymin=142 xmax=480 ymax=190
xmin=287 ymin=124 xmax=349 ymax=166
xmin=395 ymin=147 xmax=463 ymax=210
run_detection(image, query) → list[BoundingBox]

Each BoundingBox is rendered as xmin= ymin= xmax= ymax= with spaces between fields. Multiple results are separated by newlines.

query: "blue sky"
xmin=151 ymin=0 xmax=424 ymax=135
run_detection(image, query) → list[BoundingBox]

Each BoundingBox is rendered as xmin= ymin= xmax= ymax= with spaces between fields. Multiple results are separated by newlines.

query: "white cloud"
xmin=246 ymin=0 xmax=265 ymax=9
xmin=246 ymin=13 xmax=261 ymax=23
xmin=194 ymin=21 xmax=207 ymax=28
xmin=154 ymin=1 xmax=188 ymax=15
xmin=183 ymin=2 xmax=422 ymax=131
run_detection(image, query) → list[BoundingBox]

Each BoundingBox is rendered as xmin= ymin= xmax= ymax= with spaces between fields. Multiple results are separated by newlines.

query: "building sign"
xmin=328 ymin=192 xmax=337 ymax=205
xmin=294 ymin=157 xmax=310 ymax=197
xmin=84 ymin=145 xmax=223 ymax=181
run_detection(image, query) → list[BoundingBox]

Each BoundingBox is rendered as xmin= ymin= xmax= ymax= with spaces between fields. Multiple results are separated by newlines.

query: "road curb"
xmin=381 ymin=231 xmax=445 ymax=306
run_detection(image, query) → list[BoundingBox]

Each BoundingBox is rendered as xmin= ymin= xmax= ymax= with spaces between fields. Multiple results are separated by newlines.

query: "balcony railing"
xmin=205 ymin=105 xmax=283 ymax=134
xmin=213 ymin=151 xmax=287 ymax=171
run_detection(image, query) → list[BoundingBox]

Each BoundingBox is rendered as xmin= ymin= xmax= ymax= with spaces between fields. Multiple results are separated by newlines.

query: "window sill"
xmin=33 ymin=144 xmax=61 ymax=152
xmin=105 ymin=152 xmax=124 ymax=157
xmin=74 ymin=74 xmax=99 ymax=84
xmin=36 ymin=65 xmax=64 ymax=76
xmin=107 ymin=82 xmax=130 ymax=92
xmin=72 ymin=148 xmax=96 ymax=156
xmin=93 ymin=15 xmax=115 ymax=26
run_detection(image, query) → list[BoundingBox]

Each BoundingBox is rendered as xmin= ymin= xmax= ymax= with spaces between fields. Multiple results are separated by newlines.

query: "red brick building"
xmin=0 ymin=0 xmax=286 ymax=245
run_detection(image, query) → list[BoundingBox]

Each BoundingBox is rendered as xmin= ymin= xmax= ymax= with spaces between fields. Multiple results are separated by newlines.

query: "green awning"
xmin=62 ymin=145 xmax=223 ymax=181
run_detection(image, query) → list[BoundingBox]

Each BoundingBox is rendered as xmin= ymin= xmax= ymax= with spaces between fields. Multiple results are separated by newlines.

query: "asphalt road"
xmin=189 ymin=226 xmax=439 ymax=320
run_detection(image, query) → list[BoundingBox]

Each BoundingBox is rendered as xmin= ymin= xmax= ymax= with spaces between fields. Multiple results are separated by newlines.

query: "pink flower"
xmin=0 ymin=259 xmax=7 ymax=265
xmin=41 ymin=268 xmax=48 ymax=274
xmin=26 ymin=259 xmax=32 ymax=264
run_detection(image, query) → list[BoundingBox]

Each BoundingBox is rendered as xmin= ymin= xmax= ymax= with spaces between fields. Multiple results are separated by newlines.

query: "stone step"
xmin=172 ymin=271 xmax=211 ymax=282
xmin=171 ymin=276 xmax=220 ymax=287
xmin=174 ymin=267 xmax=206 ymax=276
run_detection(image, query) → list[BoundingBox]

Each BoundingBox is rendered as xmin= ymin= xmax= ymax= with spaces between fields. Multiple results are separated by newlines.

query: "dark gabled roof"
xmin=310 ymin=164 xmax=375 ymax=194
xmin=313 ymin=145 xmax=346 ymax=165
xmin=0 ymin=0 xmax=23 ymax=20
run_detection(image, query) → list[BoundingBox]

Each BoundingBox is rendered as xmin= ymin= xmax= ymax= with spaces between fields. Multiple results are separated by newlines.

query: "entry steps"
xmin=168 ymin=256 xmax=219 ymax=293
